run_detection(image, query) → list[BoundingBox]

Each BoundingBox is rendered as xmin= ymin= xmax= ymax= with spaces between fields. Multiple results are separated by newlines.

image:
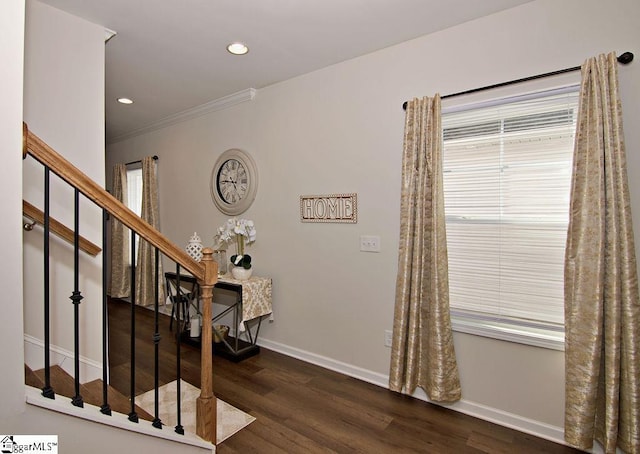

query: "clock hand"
xmin=221 ymin=178 xmax=239 ymax=191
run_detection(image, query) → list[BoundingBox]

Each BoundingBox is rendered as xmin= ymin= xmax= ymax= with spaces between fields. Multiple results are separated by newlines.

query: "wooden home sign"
xmin=300 ymin=193 xmax=358 ymax=223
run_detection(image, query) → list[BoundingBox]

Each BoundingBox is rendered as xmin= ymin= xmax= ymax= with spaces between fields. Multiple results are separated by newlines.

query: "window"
xmin=126 ymin=167 xmax=143 ymax=217
xmin=126 ymin=167 xmax=143 ymax=264
xmin=442 ymin=86 xmax=579 ymax=350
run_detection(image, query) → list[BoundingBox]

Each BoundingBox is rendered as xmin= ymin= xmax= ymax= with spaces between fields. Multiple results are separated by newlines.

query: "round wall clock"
xmin=210 ymin=148 xmax=259 ymax=215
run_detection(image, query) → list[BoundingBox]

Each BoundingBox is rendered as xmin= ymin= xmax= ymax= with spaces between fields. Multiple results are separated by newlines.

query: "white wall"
xmin=0 ymin=4 xmax=211 ymax=452
xmin=0 ymin=0 xmax=26 ymax=420
xmin=22 ymin=0 xmax=105 ymax=380
xmin=106 ymin=0 xmax=640 ymax=442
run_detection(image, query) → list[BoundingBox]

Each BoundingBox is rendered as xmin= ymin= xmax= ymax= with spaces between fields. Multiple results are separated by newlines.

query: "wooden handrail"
xmin=22 ymin=123 xmax=218 ymax=443
xmin=23 ymin=123 xmax=205 ymax=279
xmin=23 ymin=200 xmax=102 ymax=257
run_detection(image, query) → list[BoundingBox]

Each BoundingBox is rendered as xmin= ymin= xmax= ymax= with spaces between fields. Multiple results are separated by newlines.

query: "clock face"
xmin=217 ymin=159 xmax=248 ymax=204
xmin=210 ymin=149 xmax=258 ymax=215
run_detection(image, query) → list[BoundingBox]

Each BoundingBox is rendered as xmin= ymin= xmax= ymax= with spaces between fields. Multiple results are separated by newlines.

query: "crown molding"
xmin=107 ymin=88 xmax=257 ymax=144
xmin=104 ymin=28 xmax=117 ymax=43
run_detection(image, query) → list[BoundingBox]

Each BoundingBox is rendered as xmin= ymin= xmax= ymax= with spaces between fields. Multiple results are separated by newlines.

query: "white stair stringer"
xmin=24 ymin=385 xmax=214 ymax=453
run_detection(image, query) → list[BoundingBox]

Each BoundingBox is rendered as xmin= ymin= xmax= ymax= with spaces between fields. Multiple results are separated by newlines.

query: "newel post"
xmin=196 ymin=248 xmax=218 ymax=443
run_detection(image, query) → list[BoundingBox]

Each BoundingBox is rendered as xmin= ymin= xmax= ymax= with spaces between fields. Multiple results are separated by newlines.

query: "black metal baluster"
xmin=234 ymin=292 xmax=240 ymax=353
xmin=70 ymin=188 xmax=84 ymax=408
xmin=42 ymin=168 xmax=55 ymax=399
xmin=175 ymin=263 xmax=184 ymax=435
xmin=152 ymin=248 xmax=162 ymax=429
xmin=100 ymin=209 xmax=111 ymax=416
xmin=128 ymin=230 xmax=138 ymax=423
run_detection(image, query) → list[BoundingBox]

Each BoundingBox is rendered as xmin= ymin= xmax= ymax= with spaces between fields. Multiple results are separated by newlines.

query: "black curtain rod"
xmin=402 ymin=51 xmax=634 ymax=110
xmin=125 ymin=155 xmax=158 ymax=166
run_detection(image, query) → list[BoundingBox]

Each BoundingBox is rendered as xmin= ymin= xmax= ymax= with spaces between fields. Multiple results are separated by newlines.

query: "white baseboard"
xmin=257 ymin=337 xmax=568 ymax=447
xmin=24 ymin=334 xmax=103 ymax=383
xmin=257 ymin=338 xmax=389 ymax=386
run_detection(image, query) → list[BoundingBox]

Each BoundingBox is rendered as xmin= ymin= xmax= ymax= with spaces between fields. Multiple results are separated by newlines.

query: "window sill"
xmin=451 ymin=314 xmax=564 ymax=351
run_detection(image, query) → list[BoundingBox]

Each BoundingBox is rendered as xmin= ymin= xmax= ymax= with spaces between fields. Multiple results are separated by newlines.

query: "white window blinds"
xmin=442 ymin=87 xmax=579 ymax=339
xmin=126 ymin=167 xmax=143 ymax=265
xmin=126 ymin=167 xmax=143 ymax=217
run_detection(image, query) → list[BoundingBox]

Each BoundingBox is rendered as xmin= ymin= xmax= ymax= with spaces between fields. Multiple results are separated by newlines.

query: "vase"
xmin=231 ymin=266 xmax=253 ymax=281
xmin=185 ymin=232 xmax=203 ymax=262
xmin=213 ymin=249 xmax=228 ymax=275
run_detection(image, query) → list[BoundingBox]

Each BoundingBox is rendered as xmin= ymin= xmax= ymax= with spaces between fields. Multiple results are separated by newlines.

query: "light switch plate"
xmin=360 ymin=235 xmax=381 ymax=252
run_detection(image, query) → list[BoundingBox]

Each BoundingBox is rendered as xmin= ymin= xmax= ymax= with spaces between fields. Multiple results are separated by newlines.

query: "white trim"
xmin=24 ymin=334 xmax=103 ymax=383
xmin=25 ymin=386 xmax=213 ymax=452
xmin=257 ymin=337 xmax=568 ymax=447
xmin=108 ymin=88 xmax=257 ymax=144
xmin=412 ymin=389 xmax=566 ymax=445
xmin=451 ymin=316 xmax=565 ymax=351
xmin=257 ymin=338 xmax=389 ymax=386
xmin=104 ymin=28 xmax=116 ymax=43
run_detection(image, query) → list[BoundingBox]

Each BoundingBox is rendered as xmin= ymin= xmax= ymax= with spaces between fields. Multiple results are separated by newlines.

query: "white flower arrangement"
xmin=215 ymin=218 xmax=256 ymax=269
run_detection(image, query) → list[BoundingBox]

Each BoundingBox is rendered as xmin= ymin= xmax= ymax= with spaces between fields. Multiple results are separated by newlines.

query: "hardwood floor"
xmin=108 ymin=299 xmax=582 ymax=453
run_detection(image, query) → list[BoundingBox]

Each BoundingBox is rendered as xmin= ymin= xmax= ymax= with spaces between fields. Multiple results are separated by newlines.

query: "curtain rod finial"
xmin=618 ymin=52 xmax=634 ymax=65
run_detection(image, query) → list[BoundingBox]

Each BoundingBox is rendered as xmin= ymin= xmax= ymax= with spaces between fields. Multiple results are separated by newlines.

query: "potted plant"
xmin=215 ymin=218 xmax=256 ymax=280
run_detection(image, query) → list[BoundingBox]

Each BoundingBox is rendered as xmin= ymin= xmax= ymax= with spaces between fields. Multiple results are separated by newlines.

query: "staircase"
xmin=25 ymin=365 xmax=154 ymax=422
xmin=21 ymin=123 xmax=219 ymax=449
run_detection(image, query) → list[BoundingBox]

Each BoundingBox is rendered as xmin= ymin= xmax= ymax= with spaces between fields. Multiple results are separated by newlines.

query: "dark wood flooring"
xmin=108 ymin=298 xmax=582 ymax=453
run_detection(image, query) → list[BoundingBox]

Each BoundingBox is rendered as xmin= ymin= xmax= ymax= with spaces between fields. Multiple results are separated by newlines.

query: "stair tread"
xmin=33 ymin=365 xmax=77 ymax=399
xmin=27 ymin=366 xmax=154 ymax=422
xmin=25 ymin=364 xmax=43 ymax=389
xmin=83 ymin=379 xmax=154 ymax=422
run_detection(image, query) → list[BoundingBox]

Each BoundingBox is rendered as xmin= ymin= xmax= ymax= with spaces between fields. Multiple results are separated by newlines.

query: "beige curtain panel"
xmin=564 ymin=52 xmax=640 ymax=453
xmin=135 ymin=156 xmax=165 ymax=306
xmin=109 ymin=163 xmax=130 ymax=298
xmin=389 ymin=95 xmax=461 ymax=402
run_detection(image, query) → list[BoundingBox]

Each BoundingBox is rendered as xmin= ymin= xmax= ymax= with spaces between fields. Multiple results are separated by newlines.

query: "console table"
xmin=165 ymin=271 xmax=273 ymax=361
xmin=212 ymin=274 xmax=273 ymax=361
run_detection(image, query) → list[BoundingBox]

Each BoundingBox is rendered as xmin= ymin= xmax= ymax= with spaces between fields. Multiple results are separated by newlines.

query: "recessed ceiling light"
xmin=227 ymin=42 xmax=249 ymax=55
xmin=117 ymin=97 xmax=133 ymax=104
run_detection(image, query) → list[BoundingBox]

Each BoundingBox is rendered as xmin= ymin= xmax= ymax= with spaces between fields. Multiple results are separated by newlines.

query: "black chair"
xmin=164 ymin=271 xmax=199 ymax=333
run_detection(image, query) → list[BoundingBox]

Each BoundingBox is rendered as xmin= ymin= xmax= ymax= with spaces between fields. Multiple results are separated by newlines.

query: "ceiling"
xmin=38 ymin=0 xmax=534 ymax=143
